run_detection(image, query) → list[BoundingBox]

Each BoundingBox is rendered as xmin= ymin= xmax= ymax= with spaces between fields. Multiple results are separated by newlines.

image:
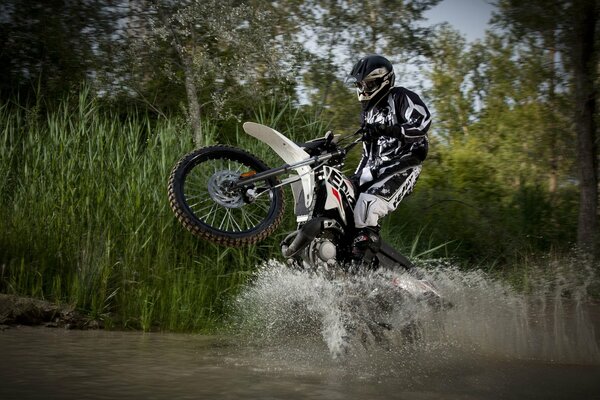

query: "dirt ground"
xmin=0 ymin=294 xmax=101 ymax=330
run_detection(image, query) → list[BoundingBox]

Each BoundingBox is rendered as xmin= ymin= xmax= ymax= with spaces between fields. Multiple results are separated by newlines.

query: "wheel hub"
xmin=207 ymin=170 xmax=245 ymax=208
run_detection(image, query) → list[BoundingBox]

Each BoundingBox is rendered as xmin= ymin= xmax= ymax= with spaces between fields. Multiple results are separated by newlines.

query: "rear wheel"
xmin=168 ymin=145 xmax=285 ymax=246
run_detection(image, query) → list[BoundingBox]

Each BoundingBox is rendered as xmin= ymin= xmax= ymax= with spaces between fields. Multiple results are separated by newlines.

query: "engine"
xmin=306 ymin=237 xmax=337 ymax=264
xmin=280 ymin=220 xmax=345 ymax=267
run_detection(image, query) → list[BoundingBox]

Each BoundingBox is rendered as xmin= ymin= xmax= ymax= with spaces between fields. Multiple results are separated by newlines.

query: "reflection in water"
xmin=1 ymin=259 xmax=600 ymax=399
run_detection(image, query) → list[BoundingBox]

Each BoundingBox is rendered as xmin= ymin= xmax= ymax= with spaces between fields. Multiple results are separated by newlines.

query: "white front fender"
xmin=242 ymin=122 xmax=314 ymax=208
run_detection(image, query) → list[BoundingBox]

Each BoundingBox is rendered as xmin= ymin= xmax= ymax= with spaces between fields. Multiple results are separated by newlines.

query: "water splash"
xmin=231 ymin=258 xmax=600 ymax=364
xmin=421 ymin=261 xmax=600 ymax=364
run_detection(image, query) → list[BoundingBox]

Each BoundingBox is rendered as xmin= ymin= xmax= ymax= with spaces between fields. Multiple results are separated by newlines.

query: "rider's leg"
xmin=351 ymin=225 xmax=381 ymax=262
xmin=352 ymin=166 xmax=422 ymax=265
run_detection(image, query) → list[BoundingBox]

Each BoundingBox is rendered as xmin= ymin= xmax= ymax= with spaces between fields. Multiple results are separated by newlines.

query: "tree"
xmin=122 ymin=0 xmax=300 ymax=144
xmin=296 ymin=0 xmax=441 ymax=131
xmin=421 ymin=24 xmax=580 ymax=258
xmin=0 ymin=0 xmax=115 ymax=101
xmin=494 ymin=0 xmax=599 ymax=255
xmin=426 ymin=24 xmax=475 ymax=144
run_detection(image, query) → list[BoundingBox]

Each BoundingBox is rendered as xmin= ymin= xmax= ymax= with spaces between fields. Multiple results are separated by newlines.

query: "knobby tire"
xmin=167 ymin=145 xmax=285 ymax=247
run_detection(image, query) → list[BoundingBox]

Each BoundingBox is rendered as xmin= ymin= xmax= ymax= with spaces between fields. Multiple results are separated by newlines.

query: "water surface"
xmin=1 ymin=326 xmax=599 ymax=400
xmin=2 ymin=260 xmax=600 ymax=399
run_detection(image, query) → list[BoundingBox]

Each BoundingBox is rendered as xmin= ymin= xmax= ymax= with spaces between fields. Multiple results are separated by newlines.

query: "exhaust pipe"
xmin=281 ymin=218 xmax=326 ymax=258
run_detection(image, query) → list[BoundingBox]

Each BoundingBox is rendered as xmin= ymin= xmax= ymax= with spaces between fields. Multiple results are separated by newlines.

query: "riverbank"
xmin=0 ymin=294 xmax=102 ymax=330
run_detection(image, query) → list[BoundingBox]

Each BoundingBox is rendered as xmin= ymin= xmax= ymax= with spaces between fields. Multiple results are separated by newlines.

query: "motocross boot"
xmin=350 ymin=226 xmax=381 ymax=272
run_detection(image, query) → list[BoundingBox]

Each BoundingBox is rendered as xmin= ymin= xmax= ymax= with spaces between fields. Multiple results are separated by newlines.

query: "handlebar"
xmin=339 ymin=127 xmax=365 ymax=154
xmin=233 ymin=128 xmax=364 ymax=189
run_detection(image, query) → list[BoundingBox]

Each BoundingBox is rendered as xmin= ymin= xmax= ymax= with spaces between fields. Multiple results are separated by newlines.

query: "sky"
xmin=299 ymin=0 xmax=498 ymax=103
xmin=424 ymin=0 xmax=496 ymax=42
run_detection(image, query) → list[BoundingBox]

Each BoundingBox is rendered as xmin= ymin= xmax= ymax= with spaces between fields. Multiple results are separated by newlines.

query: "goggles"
xmin=354 ymin=78 xmax=382 ymax=93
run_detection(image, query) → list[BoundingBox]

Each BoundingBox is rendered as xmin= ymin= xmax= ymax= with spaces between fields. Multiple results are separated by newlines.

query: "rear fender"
xmin=377 ymin=240 xmax=417 ymax=273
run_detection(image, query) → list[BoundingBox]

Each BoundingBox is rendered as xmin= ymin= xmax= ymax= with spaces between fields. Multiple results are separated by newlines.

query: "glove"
xmin=361 ymin=123 xmax=384 ymax=141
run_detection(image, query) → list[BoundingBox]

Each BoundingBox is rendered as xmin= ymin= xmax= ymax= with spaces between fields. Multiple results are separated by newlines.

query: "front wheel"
xmin=168 ymin=145 xmax=285 ymax=247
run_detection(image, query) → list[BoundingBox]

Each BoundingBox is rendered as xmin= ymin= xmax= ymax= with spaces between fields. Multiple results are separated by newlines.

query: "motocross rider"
xmin=345 ymin=54 xmax=431 ymax=266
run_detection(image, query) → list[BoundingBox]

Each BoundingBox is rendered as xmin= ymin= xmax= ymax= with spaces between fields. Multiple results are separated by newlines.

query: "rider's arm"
xmin=397 ymin=88 xmax=431 ymax=141
xmin=377 ymin=88 xmax=431 ymax=142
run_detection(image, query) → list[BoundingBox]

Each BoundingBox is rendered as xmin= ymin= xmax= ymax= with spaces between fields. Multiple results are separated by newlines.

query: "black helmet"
xmin=346 ymin=55 xmax=395 ymax=111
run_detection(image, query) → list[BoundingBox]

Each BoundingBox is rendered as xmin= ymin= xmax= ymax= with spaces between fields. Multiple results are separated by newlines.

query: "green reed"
xmin=0 ymin=90 xmax=466 ymax=332
xmin=0 ymin=90 xmax=287 ymax=331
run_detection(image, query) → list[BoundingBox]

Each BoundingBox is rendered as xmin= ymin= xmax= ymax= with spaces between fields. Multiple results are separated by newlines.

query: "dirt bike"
xmin=168 ymin=122 xmax=422 ymax=271
xmin=167 ymin=122 xmax=448 ymax=351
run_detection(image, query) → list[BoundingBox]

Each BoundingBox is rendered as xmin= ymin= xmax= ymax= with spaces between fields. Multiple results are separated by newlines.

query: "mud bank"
xmin=0 ymin=294 xmax=101 ymax=330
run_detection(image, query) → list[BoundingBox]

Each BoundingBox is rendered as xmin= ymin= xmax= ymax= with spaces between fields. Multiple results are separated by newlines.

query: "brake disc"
xmin=207 ymin=170 xmax=245 ymax=208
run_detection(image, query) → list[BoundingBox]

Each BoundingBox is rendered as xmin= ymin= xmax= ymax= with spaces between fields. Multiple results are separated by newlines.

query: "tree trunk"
xmin=182 ymin=57 xmax=203 ymax=146
xmin=159 ymin=6 xmax=203 ymax=146
xmin=318 ymin=34 xmax=340 ymax=116
xmin=572 ymin=0 xmax=598 ymax=255
xmin=546 ymin=37 xmax=558 ymax=194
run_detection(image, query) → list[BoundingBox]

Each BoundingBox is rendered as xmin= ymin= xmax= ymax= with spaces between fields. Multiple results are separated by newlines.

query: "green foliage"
xmin=0 ymin=1 xmax=115 ymax=100
xmin=0 ymin=0 xmax=596 ymax=329
xmin=118 ymin=0 xmax=302 ymax=133
xmin=0 ymin=91 xmax=285 ymax=331
xmin=402 ymin=24 xmax=580 ymax=263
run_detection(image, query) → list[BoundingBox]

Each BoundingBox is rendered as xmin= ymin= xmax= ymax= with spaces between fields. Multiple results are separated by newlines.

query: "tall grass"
xmin=0 ymin=89 xmax=287 ymax=331
xmin=2 ymin=90 xmax=593 ymax=334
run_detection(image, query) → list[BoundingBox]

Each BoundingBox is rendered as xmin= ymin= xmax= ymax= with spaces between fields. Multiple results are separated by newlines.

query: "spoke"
xmin=201 ymin=203 xmax=219 ymax=222
xmin=240 ymin=209 xmax=254 ymax=230
xmin=210 ymin=204 xmax=220 ymax=227
xmin=186 ymin=180 xmax=208 ymax=192
xmin=252 ymin=207 xmax=267 ymax=223
xmin=218 ymin=211 xmax=226 ymax=230
xmin=188 ymin=200 xmax=203 ymax=210
xmin=213 ymin=161 xmax=221 ymax=176
xmin=186 ymin=193 xmax=209 ymax=201
xmin=221 ymin=209 xmax=229 ymax=231
xmin=254 ymin=200 xmax=271 ymax=213
xmin=229 ymin=210 xmax=243 ymax=232
xmin=243 ymin=207 xmax=263 ymax=225
xmin=193 ymin=201 xmax=216 ymax=214
xmin=181 ymin=154 xmax=273 ymax=234
xmin=247 ymin=208 xmax=262 ymax=222
xmin=224 ymin=210 xmax=235 ymax=232
xmin=188 ymin=196 xmax=213 ymax=210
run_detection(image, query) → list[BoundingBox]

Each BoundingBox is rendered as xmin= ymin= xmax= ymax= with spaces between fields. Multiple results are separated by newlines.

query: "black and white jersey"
xmin=355 ymin=87 xmax=431 ymax=186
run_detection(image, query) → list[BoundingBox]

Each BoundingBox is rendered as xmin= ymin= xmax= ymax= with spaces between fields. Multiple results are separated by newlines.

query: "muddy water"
xmin=1 ymin=326 xmax=599 ymax=400
xmin=2 ymin=260 xmax=600 ymax=400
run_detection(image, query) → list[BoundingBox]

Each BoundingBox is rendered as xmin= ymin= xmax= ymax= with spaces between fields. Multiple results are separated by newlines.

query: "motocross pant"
xmin=353 ymin=165 xmax=422 ymax=229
